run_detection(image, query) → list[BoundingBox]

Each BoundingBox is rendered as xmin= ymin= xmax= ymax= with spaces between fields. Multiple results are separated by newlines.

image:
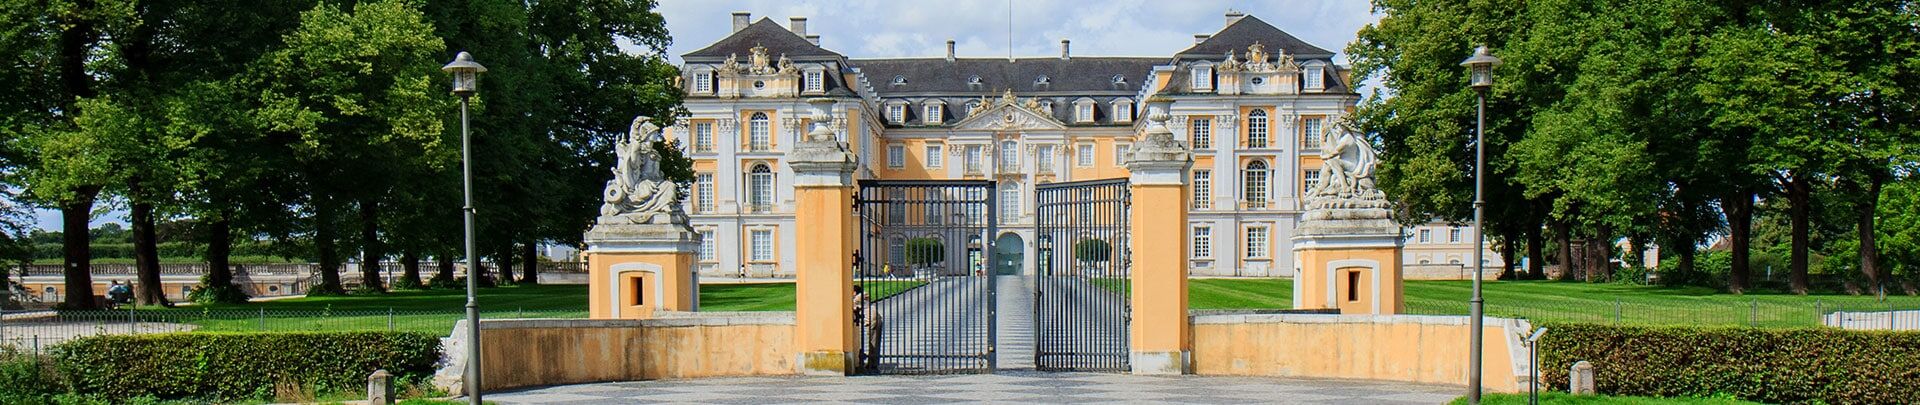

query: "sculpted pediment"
xmin=952 ymin=91 xmax=1066 ymax=131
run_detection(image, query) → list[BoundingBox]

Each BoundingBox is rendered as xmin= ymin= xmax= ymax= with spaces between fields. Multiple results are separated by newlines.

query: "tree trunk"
xmin=1552 ymin=220 xmax=1574 ymax=281
xmin=60 ymin=186 xmax=102 ymax=309
xmin=1787 ymin=173 xmax=1811 ymax=294
xmin=1677 ymin=245 xmax=1696 ymax=284
xmin=520 ymin=241 xmax=540 ymax=285
xmin=313 ymin=197 xmax=344 ymax=294
xmin=400 ymin=251 xmax=422 ymax=288
xmin=358 ymin=199 xmax=385 ymax=292
xmin=1628 ymin=236 xmax=1648 ymax=273
xmin=1526 ymin=222 xmax=1545 ymax=280
xmin=496 ymin=243 xmax=515 ymax=285
xmin=436 ymin=255 xmax=455 ymax=282
xmin=1857 ymin=173 xmax=1886 ymax=298
xmin=1498 ymin=227 xmax=1519 ymax=280
xmin=131 ymin=200 xmax=166 ymax=306
xmin=1723 ymin=190 xmax=1754 ymax=294
xmin=205 ymin=216 xmax=235 ymax=292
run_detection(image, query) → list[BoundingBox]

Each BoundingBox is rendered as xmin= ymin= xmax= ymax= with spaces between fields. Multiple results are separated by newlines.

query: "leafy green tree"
xmin=904 ymin=238 xmax=944 ymax=268
xmin=1074 ymin=239 xmax=1112 ymax=263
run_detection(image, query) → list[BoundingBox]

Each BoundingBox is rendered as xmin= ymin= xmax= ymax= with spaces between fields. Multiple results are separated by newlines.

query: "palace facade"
xmin=663 ymin=11 xmax=1503 ymax=278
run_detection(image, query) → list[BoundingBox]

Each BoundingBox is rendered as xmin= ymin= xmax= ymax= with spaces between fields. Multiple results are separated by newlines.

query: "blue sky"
xmin=30 ymin=1 xmax=1384 ymax=232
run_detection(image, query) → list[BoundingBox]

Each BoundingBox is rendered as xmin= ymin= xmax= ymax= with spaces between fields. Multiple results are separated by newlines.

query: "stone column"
xmin=1126 ymin=97 xmax=1194 ymax=375
xmin=789 ymin=98 xmax=859 ymax=375
xmin=585 ymin=119 xmax=699 ymax=320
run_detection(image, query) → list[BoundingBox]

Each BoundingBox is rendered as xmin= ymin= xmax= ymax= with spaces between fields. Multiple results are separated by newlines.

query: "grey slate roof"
xmin=1177 ymin=16 xmax=1335 ymax=60
xmin=851 ymin=57 xmax=1162 ymax=96
xmin=684 ymin=18 xmax=842 ymax=61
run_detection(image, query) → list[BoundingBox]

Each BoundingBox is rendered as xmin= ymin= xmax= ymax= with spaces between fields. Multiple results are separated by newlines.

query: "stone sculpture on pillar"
xmin=1292 ymin=116 xmax=1405 ymax=315
xmin=584 ymin=116 xmax=698 ymax=320
xmin=596 ymin=117 xmax=687 ymax=225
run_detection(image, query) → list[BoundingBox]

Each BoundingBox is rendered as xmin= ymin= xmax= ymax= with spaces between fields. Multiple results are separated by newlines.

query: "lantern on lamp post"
xmin=440 ymin=51 xmax=486 ymax=405
xmin=1458 ymin=45 xmax=1501 ymax=405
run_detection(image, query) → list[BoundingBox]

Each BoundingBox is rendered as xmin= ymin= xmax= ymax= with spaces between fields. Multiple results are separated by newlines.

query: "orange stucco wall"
xmin=1295 ymin=246 xmax=1404 ymax=315
xmin=793 ymin=183 xmax=857 ymax=372
xmin=587 ymin=251 xmax=695 ymax=319
xmin=1192 ymin=314 xmax=1529 ymax=392
xmin=1130 ymin=183 xmax=1191 ymax=355
xmin=476 ymin=317 xmax=796 ymax=392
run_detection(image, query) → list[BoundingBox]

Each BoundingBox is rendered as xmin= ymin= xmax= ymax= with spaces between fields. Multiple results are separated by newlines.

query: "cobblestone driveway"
xmin=487 ymin=372 xmax=1464 ymax=404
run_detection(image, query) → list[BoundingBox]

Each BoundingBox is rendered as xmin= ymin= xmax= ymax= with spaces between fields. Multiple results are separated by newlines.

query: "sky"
xmin=29 ymin=0 xmax=1385 ymax=232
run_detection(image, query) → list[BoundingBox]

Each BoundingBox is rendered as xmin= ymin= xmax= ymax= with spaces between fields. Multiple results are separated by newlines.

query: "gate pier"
xmin=1123 ymin=98 xmax=1195 ymax=375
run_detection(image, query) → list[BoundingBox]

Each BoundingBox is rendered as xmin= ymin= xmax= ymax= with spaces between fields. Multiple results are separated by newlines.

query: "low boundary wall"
xmin=435 ymin=312 xmax=797 ymax=394
xmin=1191 ymin=314 xmax=1532 ymax=392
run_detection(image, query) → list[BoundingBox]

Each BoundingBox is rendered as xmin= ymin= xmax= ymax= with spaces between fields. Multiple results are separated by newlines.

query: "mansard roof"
xmin=684 ymin=18 xmax=842 ymax=61
xmin=851 ymin=57 xmax=1161 ymax=96
xmin=1177 ymin=15 xmax=1334 ymax=60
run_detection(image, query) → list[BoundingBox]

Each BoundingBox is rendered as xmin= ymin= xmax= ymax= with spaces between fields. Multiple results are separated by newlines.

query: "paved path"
xmin=1035 ymin=276 xmax=1129 ymax=370
xmin=868 ymin=276 xmax=992 ymax=372
xmin=486 ymin=372 xmax=1465 ymax=404
xmin=994 ymin=275 xmax=1036 ymax=370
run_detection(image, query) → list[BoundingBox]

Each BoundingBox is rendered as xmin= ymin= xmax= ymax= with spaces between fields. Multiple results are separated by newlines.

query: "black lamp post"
xmin=1458 ymin=45 xmax=1501 ymax=405
xmin=440 ymin=51 xmax=487 ymax=405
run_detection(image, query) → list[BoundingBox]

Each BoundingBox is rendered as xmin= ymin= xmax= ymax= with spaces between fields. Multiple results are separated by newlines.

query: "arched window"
xmin=999 ymin=141 xmax=1019 ymax=169
xmin=748 ymin=163 xmax=774 ymax=211
xmin=1247 ymin=109 xmax=1269 ymax=148
xmin=748 ymin=112 xmax=771 ymax=151
xmin=1243 ymin=160 xmax=1269 ymax=209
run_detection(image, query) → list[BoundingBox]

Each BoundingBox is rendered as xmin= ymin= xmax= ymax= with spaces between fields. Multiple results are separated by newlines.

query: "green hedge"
xmin=51 ymin=331 xmax=441 ymax=401
xmin=1539 ymin=323 xmax=1920 ymax=404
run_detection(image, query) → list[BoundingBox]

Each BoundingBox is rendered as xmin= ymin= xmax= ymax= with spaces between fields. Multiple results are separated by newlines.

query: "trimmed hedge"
xmin=51 ymin=331 xmax=440 ymax=401
xmin=1539 ymin=323 xmax=1920 ymax=404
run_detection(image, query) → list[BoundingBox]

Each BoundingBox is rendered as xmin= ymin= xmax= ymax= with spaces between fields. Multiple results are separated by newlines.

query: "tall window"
xmin=965 ymin=146 xmax=983 ymax=173
xmin=1247 ymin=109 xmax=1269 ymax=148
xmin=1192 ymin=170 xmax=1212 ymax=209
xmin=1419 ymin=229 xmax=1432 ymax=243
xmin=1450 ymin=228 xmax=1463 ymax=243
xmin=1077 ymin=103 xmax=1094 ymax=123
xmin=693 ymin=122 xmax=714 ymax=152
xmin=748 ymin=164 xmax=774 ymax=211
xmin=888 ymin=104 xmax=905 ymax=123
xmin=1302 ymin=117 xmax=1325 ymax=149
xmin=696 ymin=173 xmax=715 ymax=213
xmin=1192 ymin=65 xmax=1213 ymax=89
xmin=1113 ymin=102 xmax=1132 ymax=122
xmin=750 ymin=229 xmax=774 ymax=262
xmin=1114 ymin=144 xmax=1129 ymax=165
xmin=1077 ymin=144 xmax=1095 ymax=167
xmin=887 ymin=145 xmax=905 ymax=168
xmin=926 ymin=145 xmax=944 ymax=167
xmin=925 ymin=104 xmax=943 ymax=124
xmin=804 ymin=70 xmax=823 ymax=92
xmin=1191 ymin=118 xmax=1211 ymax=149
xmin=1000 ymin=184 xmax=1020 ymax=221
xmin=1192 ymin=226 xmax=1212 ymax=258
xmin=1303 ymin=170 xmax=1321 ymax=194
xmin=748 ymin=112 xmax=770 ymax=151
xmin=999 ymin=141 xmax=1019 ymax=169
xmin=693 ymin=71 xmax=712 ymax=94
xmin=699 ymin=231 xmax=715 ymax=261
xmin=1243 ymin=160 xmax=1269 ymax=209
xmin=1246 ymin=226 xmax=1269 ymax=258
xmin=1305 ymin=66 xmax=1325 ymax=90
xmin=1037 ymin=146 xmax=1055 ymax=173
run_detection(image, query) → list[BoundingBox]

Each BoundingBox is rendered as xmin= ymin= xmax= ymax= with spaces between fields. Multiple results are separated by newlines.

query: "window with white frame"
xmin=1112 ymin=102 xmax=1132 ymax=122
xmin=1245 ymin=226 xmax=1269 ymax=258
xmin=1076 ymin=144 xmax=1094 ymax=167
xmin=1192 ymin=170 xmax=1212 ymax=209
xmin=1302 ymin=117 xmax=1325 ymax=149
xmin=1419 ymin=229 xmax=1432 ymax=243
xmin=1114 ymin=144 xmax=1129 ymax=165
xmin=1192 ymin=226 xmax=1212 ymax=258
xmin=750 ymin=229 xmax=774 ymax=262
xmin=693 ymin=122 xmax=713 ymax=152
xmin=1076 ymin=102 xmax=1094 ymax=123
xmin=1192 ymin=65 xmax=1213 ymax=90
xmin=1191 ymin=118 xmax=1211 ymax=149
xmin=804 ymin=70 xmax=823 ymax=92
xmin=1450 ymin=228 xmax=1462 ymax=243
xmin=888 ymin=104 xmax=905 ymax=123
xmin=693 ymin=71 xmax=712 ymax=94
xmin=1036 ymin=146 xmax=1055 ymax=172
xmin=1303 ymin=170 xmax=1321 ymax=194
xmin=1000 ymin=184 xmax=1020 ymax=220
xmin=1305 ymin=65 xmax=1325 ymax=90
xmin=699 ymin=230 xmax=715 ymax=261
xmin=925 ymin=103 xmax=943 ymax=124
xmin=965 ymin=146 xmax=983 ymax=173
xmin=748 ymin=112 xmax=771 ymax=151
xmin=1243 ymin=160 xmax=1269 ymax=209
xmin=696 ymin=173 xmax=714 ymax=213
xmin=999 ymin=141 xmax=1019 ymax=169
xmin=748 ymin=164 xmax=774 ymax=211
xmin=887 ymin=145 xmax=904 ymax=168
xmin=1247 ymin=109 xmax=1269 ymax=148
xmin=926 ymin=145 xmax=943 ymax=167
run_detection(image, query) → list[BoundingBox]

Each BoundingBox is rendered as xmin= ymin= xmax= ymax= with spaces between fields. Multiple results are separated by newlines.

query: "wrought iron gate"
xmin=1033 ymin=178 xmax=1131 ymax=372
xmin=854 ymin=180 xmax=996 ymax=374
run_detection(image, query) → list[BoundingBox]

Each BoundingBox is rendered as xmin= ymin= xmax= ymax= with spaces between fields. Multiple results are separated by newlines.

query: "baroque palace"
xmin=663 ymin=10 xmax=1501 ymax=278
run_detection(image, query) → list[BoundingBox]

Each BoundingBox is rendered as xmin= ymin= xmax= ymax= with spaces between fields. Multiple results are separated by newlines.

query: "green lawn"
xmin=857 ymin=280 xmax=928 ymax=301
xmin=1191 ymin=278 xmax=1292 ymax=309
xmin=1453 ymin=392 xmax=1760 ymax=405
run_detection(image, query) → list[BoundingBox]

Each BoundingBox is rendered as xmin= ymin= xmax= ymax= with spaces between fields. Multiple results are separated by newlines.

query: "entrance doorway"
xmin=994 ymin=233 xmax=1024 ymax=276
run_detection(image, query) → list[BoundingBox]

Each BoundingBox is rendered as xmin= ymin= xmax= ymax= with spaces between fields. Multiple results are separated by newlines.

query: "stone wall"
xmin=437 ymin=312 xmax=797 ymax=394
xmin=1191 ymin=314 xmax=1532 ymax=392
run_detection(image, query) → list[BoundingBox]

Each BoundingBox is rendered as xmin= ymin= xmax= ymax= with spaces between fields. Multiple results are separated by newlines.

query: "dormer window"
xmin=1074 ymin=100 xmax=1095 ymax=123
xmin=1192 ymin=64 xmax=1213 ymax=90
xmin=1111 ymin=74 xmax=1127 ymax=86
xmin=1112 ymin=100 xmax=1133 ymax=122
xmin=965 ymin=100 xmax=980 ymax=114
xmin=887 ymin=104 xmax=906 ymax=123
xmin=891 ymin=75 xmax=908 ymax=85
xmin=803 ymin=69 xmax=824 ymax=92
xmin=924 ymin=103 xmax=944 ymax=125
xmin=1304 ymin=62 xmax=1326 ymax=90
xmin=692 ymin=70 xmax=713 ymax=94
xmin=968 ymin=75 xmax=982 ymax=85
xmin=1039 ymin=100 xmax=1054 ymax=114
xmin=1035 ymin=75 xmax=1051 ymax=85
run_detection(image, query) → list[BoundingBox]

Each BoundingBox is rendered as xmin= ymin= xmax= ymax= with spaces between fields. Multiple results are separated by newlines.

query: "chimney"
xmin=1060 ymin=39 xmax=1071 ymax=60
xmin=731 ymin=12 xmax=750 ymax=33
xmin=788 ymin=17 xmax=808 ymax=36
xmin=1225 ymin=10 xmax=1247 ymax=27
xmin=806 ymin=34 xmax=820 ymax=46
xmin=946 ymin=40 xmax=956 ymax=62
xmin=1194 ymin=34 xmax=1211 ymax=44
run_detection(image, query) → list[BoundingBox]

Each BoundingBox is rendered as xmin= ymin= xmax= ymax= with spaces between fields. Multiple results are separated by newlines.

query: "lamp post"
xmin=1458 ymin=45 xmax=1501 ymax=405
xmin=441 ymin=51 xmax=487 ymax=405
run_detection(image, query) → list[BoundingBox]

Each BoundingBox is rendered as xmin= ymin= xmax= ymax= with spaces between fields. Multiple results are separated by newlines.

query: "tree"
xmin=1074 ymin=239 xmax=1112 ymax=263
xmin=904 ymin=238 xmax=944 ymax=268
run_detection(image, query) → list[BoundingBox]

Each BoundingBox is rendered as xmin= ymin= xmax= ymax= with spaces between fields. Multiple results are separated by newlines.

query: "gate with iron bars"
xmin=1033 ymin=178 xmax=1132 ymax=372
xmin=854 ymin=180 xmax=997 ymax=374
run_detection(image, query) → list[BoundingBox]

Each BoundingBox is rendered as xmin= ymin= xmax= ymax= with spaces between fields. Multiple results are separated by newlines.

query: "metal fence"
xmin=0 ymin=308 xmax=584 ymax=355
xmin=1407 ymin=297 xmax=1920 ymax=330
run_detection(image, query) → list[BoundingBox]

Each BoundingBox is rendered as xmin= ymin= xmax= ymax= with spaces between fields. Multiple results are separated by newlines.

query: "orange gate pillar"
xmin=1125 ymin=98 xmax=1194 ymax=375
xmin=790 ymin=98 xmax=860 ymax=375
